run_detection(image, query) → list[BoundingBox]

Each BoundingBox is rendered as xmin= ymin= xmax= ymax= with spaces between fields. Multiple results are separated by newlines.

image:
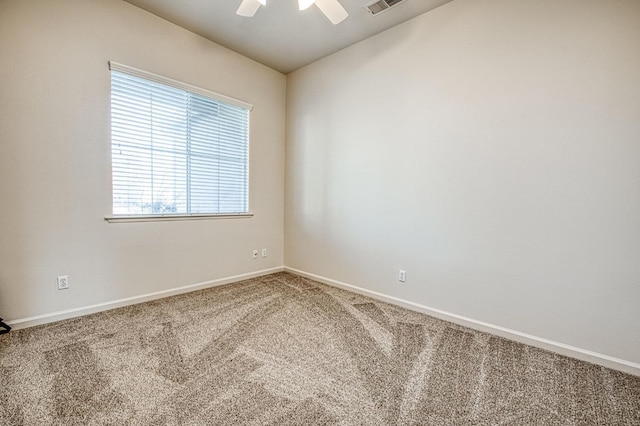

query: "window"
xmin=108 ymin=62 xmax=251 ymax=220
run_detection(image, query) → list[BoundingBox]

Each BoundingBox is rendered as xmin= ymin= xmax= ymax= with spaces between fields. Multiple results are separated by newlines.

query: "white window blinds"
xmin=109 ymin=62 xmax=251 ymax=217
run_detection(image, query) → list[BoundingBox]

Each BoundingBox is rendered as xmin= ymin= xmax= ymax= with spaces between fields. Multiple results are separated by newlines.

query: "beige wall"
xmin=286 ymin=0 xmax=640 ymax=364
xmin=0 ymin=0 xmax=285 ymax=321
xmin=1 ymin=0 xmax=638 ymax=368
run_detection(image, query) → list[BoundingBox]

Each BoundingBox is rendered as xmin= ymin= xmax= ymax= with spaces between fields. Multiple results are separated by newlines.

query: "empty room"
xmin=0 ymin=0 xmax=638 ymax=424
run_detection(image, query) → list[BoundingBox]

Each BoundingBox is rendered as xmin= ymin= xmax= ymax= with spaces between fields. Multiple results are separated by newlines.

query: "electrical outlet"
xmin=262 ymin=248 xmax=267 ymax=258
xmin=398 ymin=270 xmax=406 ymax=283
xmin=57 ymin=275 xmax=69 ymax=290
xmin=252 ymin=250 xmax=259 ymax=259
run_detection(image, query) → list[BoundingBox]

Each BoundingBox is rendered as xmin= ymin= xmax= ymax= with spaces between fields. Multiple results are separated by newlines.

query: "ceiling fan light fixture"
xmin=298 ymin=0 xmax=316 ymax=10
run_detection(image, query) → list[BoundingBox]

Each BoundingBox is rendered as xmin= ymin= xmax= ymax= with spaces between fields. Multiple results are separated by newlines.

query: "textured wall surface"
xmin=0 ymin=0 xmax=286 ymax=320
xmin=286 ymin=0 xmax=640 ymax=364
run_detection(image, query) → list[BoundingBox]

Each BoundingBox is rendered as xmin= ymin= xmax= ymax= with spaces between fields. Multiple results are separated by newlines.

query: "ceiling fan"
xmin=237 ymin=0 xmax=349 ymax=25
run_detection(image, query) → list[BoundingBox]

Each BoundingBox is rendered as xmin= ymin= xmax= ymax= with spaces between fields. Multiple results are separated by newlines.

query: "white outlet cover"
xmin=57 ymin=275 xmax=69 ymax=290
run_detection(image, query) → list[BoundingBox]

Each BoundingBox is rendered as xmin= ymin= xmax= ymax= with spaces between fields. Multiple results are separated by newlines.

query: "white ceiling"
xmin=124 ymin=0 xmax=453 ymax=74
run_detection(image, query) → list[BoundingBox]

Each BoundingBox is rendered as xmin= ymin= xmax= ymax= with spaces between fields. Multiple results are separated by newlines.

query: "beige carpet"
xmin=0 ymin=272 xmax=638 ymax=425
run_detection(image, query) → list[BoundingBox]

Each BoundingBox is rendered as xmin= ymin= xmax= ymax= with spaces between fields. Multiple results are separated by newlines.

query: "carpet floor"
xmin=0 ymin=272 xmax=638 ymax=425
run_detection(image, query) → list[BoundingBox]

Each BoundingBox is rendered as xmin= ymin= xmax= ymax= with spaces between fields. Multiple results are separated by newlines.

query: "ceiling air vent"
xmin=365 ymin=0 xmax=407 ymax=15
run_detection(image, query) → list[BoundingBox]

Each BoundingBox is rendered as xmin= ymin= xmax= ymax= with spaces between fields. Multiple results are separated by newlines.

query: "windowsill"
xmin=104 ymin=213 xmax=254 ymax=223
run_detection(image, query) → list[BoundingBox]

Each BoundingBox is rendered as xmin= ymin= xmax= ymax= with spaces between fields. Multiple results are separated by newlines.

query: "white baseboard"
xmin=6 ymin=267 xmax=284 ymax=331
xmin=285 ymin=267 xmax=640 ymax=377
xmin=6 ymin=265 xmax=638 ymax=376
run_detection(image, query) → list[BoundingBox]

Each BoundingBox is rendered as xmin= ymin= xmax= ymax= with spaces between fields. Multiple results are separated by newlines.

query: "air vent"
xmin=365 ymin=0 xmax=407 ymax=15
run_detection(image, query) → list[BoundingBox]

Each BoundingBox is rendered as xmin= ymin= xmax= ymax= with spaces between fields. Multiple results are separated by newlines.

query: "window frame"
xmin=105 ymin=62 xmax=253 ymax=223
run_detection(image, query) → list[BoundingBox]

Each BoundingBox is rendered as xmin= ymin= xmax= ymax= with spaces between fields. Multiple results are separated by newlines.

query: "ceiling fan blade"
xmin=314 ymin=0 xmax=348 ymax=25
xmin=299 ymin=0 xmax=316 ymax=10
xmin=237 ymin=0 xmax=262 ymax=17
